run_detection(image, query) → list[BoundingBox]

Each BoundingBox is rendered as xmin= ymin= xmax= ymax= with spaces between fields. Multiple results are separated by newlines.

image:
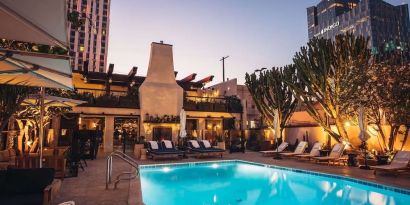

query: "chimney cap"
xmin=152 ymin=41 xmax=173 ymax=46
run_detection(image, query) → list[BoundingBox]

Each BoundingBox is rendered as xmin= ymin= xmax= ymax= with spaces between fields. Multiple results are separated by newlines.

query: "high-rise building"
xmin=67 ymin=0 xmax=110 ymax=72
xmin=307 ymin=0 xmax=410 ymax=49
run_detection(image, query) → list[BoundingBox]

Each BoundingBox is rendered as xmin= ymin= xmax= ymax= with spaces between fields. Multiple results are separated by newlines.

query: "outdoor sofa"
xmin=0 ymin=148 xmax=16 ymax=170
xmin=146 ymin=140 xmax=184 ymax=160
xmin=188 ymin=140 xmax=225 ymax=158
xmin=0 ymin=168 xmax=61 ymax=205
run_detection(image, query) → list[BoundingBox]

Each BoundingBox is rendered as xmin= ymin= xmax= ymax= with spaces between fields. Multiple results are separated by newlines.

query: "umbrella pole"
xmin=39 ymin=87 xmax=45 ymax=168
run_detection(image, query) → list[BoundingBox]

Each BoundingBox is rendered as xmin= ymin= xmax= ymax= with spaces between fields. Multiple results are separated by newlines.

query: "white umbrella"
xmin=358 ymin=106 xmax=370 ymax=142
xmin=22 ymin=94 xmax=86 ymax=108
xmin=0 ymin=0 xmax=68 ymax=48
xmin=0 ymin=50 xmax=72 ymax=90
xmin=273 ymin=109 xmax=280 ymax=143
xmin=179 ymin=109 xmax=187 ymax=138
xmin=0 ymin=0 xmax=70 ymax=168
xmin=358 ymin=105 xmax=371 ymax=169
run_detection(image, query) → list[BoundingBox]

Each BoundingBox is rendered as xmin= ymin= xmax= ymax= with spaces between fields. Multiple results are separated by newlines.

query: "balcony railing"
xmin=75 ymin=92 xmax=139 ymax=109
xmin=183 ymin=96 xmax=243 ymax=113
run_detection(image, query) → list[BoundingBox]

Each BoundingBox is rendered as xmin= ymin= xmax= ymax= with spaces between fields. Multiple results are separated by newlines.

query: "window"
xmin=79 ymin=46 xmax=85 ymax=52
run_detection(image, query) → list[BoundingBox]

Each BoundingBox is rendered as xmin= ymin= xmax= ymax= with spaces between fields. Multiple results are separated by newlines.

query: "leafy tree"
xmin=0 ymin=85 xmax=36 ymax=133
xmin=288 ymin=34 xmax=371 ymax=143
xmin=245 ymin=65 xmax=298 ymax=140
xmin=345 ymin=40 xmax=410 ymax=152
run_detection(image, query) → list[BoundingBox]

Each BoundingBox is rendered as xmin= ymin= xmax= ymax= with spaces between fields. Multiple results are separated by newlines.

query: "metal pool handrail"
xmin=106 ymin=151 xmax=139 ymax=190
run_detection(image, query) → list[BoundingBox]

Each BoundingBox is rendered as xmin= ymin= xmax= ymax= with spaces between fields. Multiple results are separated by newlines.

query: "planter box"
xmin=134 ymin=144 xmax=144 ymax=159
xmin=217 ymin=142 xmax=226 ymax=150
xmin=140 ymin=148 xmax=147 ymax=160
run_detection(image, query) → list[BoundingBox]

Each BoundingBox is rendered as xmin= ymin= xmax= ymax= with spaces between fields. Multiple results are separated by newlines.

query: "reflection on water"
xmin=140 ymin=163 xmax=410 ymax=205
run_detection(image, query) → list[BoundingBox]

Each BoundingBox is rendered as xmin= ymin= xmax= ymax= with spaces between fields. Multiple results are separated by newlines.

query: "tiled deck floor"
xmin=53 ymin=150 xmax=410 ymax=205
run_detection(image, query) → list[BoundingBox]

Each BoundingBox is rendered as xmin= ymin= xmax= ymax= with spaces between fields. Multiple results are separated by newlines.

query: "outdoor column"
xmin=198 ymin=119 xmax=206 ymax=139
xmin=104 ymin=116 xmax=114 ymax=153
xmin=51 ymin=116 xmax=60 ymax=147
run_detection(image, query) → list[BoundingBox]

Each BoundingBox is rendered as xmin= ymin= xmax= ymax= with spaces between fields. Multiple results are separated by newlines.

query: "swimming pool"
xmin=139 ymin=160 xmax=410 ymax=205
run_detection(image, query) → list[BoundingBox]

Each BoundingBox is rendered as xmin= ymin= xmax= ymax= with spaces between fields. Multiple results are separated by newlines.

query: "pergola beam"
xmin=180 ymin=73 xmax=197 ymax=82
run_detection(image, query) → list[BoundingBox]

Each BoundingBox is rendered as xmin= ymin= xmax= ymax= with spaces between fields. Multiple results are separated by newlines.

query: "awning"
xmin=0 ymin=50 xmax=73 ymax=90
xmin=0 ymin=0 xmax=68 ymax=48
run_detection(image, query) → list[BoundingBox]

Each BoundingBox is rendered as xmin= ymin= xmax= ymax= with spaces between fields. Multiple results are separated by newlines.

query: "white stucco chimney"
xmin=139 ymin=42 xmax=184 ymax=140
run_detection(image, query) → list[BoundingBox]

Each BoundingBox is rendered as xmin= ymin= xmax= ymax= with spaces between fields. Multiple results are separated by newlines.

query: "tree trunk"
xmin=388 ymin=125 xmax=399 ymax=151
xmin=400 ymin=126 xmax=409 ymax=151
xmin=376 ymin=123 xmax=388 ymax=152
xmin=335 ymin=117 xmax=349 ymax=141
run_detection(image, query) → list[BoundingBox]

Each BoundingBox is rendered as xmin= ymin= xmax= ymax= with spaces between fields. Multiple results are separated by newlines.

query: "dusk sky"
xmin=108 ymin=0 xmax=409 ymax=85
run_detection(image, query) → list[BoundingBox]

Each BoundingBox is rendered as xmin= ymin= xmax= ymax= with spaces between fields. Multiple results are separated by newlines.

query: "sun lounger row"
xmin=146 ymin=140 xmax=225 ymax=160
xmin=260 ymin=141 xmax=347 ymax=165
xmin=260 ymin=141 xmax=410 ymax=175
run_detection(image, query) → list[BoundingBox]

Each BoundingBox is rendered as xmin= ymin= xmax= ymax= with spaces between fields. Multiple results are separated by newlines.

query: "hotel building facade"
xmin=67 ymin=0 xmax=110 ymax=72
xmin=307 ymin=0 xmax=410 ymax=48
xmin=53 ymin=42 xmax=261 ymax=152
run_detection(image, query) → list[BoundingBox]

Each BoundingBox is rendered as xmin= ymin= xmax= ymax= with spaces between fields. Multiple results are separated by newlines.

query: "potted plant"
xmin=376 ymin=150 xmax=394 ymax=165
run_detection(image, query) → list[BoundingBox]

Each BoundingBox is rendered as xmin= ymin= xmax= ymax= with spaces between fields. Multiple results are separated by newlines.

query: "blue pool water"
xmin=140 ymin=161 xmax=410 ymax=205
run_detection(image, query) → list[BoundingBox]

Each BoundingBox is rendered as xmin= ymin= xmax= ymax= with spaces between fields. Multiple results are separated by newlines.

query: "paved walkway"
xmin=53 ymin=155 xmax=132 ymax=205
xmin=53 ymin=151 xmax=410 ymax=205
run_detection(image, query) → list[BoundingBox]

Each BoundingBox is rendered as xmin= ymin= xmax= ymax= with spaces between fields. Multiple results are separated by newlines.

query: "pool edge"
xmin=138 ymin=159 xmax=410 ymax=195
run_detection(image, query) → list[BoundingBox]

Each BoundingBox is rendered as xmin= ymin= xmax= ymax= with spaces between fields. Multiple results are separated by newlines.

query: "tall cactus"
xmin=245 ymin=65 xmax=298 ymax=140
xmin=287 ymin=34 xmax=371 ymax=143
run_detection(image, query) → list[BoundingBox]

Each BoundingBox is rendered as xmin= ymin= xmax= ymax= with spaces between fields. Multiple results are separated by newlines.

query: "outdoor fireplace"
xmin=139 ymin=42 xmax=184 ymax=141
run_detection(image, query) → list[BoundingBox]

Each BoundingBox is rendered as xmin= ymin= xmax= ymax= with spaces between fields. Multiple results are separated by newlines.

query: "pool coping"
xmin=138 ymin=159 xmax=410 ymax=196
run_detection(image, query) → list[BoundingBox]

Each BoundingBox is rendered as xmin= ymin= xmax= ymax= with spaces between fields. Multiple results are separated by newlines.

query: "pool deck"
xmin=52 ymin=150 xmax=410 ymax=205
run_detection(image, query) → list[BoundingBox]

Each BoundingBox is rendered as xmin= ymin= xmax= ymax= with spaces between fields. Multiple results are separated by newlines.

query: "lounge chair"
xmin=147 ymin=141 xmax=184 ymax=160
xmin=280 ymin=141 xmax=308 ymax=158
xmin=313 ymin=143 xmax=345 ymax=165
xmin=188 ymin=140 xmax=224 ymax=158
xmin=295 ymin=142 xmax=322 ymax=160
xmin=259 ymin=142 xmax=289 ymax=157
xmin=371 ymin=151 xmax=410 ymax=175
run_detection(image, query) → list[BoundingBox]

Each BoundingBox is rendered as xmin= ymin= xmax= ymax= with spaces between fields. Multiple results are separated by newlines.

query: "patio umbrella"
xmin=358 ymin=106 xmax=370 ymax=142
xmin=0 ymin=50 xmax=72 ymax=89
xmin=358 ymin=106 xmax=371 ymax=169
xmin=0 ymin=52 xmax=73 ymax=168
xmin=21 ymin=94 xmax=85 ymax=148
xmin=179 ymin=109 xmax=187 ymax=138
xmin=0 ymin=0 xmax=68 ymax=48
xmin=22 ymin=94 xmax=85 ymax=108
xmin=0 ymin=0 xmax=70 ymax=168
